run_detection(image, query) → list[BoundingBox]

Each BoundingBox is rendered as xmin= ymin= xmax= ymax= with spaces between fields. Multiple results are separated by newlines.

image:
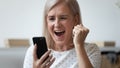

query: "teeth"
xmin=55 ymin=30 xmax=64 ymax=32
xmin=54 ymin=30 xmax=65 ymax=36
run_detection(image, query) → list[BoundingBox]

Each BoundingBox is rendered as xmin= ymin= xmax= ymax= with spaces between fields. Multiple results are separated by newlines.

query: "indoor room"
xmin=0 ymin=0 xmax=120 ymax=68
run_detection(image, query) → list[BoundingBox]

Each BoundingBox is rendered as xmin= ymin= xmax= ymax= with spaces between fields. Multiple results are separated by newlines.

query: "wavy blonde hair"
xmin=42 ymin=0 xmax=82 ymax=49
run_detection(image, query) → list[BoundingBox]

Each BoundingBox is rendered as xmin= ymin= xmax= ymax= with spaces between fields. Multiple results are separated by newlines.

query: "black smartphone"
xmin=32 ymin=37 xmax=48 ymax=59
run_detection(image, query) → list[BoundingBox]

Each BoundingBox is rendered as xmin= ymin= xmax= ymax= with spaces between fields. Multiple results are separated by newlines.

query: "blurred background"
xmin=0 ymin=0 xmax=120 ymax=47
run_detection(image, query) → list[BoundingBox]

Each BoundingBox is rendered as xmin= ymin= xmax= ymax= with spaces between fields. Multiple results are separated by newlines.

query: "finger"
xmin=41 ymin=57 xmax=54 ymax=68
xmin=80 ymin=23 xmax=83 ymax=26
xmin=73 ymin=24 xmax=85 ymax=37
xmin=78 ymin=24 xmax=84 ymax=28
xmin=43 ymin=55 xmax=53 ymax=66
xmin=33 ymin=44 xmax=38 ymax=61
xmin=39 ymin=50 xmax=51 ymax=63
xmin=81 ymin=26 xmax=89 ymax=34
xmin=74 ymin=25 xmax=83 ymax=30
xmin=75 ymin=25 xmax=89 ymax=32
xmin=73 ymin=25 xmax=80 ymax=36
xmin=47 ymin=57 xmax=55 ymax=67
xmin=73 ymin=26 xmax=82 ymax=34
xmin=85 ymin=28 xmax=89 ymax=33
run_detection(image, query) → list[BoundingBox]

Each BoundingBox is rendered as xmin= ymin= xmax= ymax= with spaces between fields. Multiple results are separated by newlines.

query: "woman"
xmin=23 ymin=0 xmax=101 ymax=68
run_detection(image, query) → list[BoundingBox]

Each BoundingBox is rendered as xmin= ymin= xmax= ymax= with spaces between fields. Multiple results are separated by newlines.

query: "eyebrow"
xmin=60 ymin=15 xmax=69 ymax=17
xmin=47 ymin=14 xmax=69 ymax=17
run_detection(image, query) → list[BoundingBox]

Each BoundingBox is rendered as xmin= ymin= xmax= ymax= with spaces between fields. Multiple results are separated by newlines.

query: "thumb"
xmin=80 ymin=23 xmax=83 ymax=26
xmin=33 ymin=44 xmax=38 ymax=61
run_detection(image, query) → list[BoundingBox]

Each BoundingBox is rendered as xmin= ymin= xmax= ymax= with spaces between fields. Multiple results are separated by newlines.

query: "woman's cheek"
xmin=47 ymin=23 xmax=54 ymax=34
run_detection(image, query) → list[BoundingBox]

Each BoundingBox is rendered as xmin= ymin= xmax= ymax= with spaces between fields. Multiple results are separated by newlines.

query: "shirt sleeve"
xmin=85 ymin=43 xmax=101 ymax=68
xmin=23 ymin=45 xmax=34 ymax=68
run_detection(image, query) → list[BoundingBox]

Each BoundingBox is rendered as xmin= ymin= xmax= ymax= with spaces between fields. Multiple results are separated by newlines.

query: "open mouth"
xmin=54 ymin=30 xmax=65 ymax=36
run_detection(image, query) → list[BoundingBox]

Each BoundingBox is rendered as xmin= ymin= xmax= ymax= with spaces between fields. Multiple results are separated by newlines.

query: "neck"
xmin=54 ymin=43 xmax=74 ymax=52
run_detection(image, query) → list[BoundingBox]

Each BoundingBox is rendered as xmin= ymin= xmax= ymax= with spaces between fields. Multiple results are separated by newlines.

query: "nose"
xmin=54 ymin=19 xmax=61 ymax=28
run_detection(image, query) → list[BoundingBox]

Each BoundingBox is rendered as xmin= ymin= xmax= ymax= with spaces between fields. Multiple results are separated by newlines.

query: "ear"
xmin=74 ymin=14 xmax=79 ymax=26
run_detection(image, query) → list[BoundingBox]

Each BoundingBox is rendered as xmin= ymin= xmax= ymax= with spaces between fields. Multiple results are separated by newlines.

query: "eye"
xmin=61 ymin=17 xmax=67 ymax=20
xmin=60 ymin=17 xmax=67 ymax=20
xmin=48 ymin=16 xmax=55 ymax=21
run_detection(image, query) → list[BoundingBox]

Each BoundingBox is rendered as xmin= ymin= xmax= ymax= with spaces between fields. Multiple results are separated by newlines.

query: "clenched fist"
xmin=73 ymin=24 xmax=89 ymax=46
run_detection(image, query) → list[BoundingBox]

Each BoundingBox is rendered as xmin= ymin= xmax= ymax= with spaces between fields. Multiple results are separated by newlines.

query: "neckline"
xmin=51 ymin=47 xmax=75 ymax=54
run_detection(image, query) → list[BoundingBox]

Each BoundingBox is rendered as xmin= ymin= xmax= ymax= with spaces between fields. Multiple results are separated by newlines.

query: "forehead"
xmin=47 ymin=3 xmax=72 ymax=16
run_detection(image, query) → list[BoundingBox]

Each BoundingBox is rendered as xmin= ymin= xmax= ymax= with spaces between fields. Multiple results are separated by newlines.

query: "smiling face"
xmin=47 ymin=2 xmax=77 ymax=46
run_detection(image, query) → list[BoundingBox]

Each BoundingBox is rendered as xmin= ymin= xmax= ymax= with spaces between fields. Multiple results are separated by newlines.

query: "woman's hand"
xmin=33 ymin=44 xmax=55 ymax=68
xmin=73 ymin=24 xmax=89 ymax=46
xmin=73 ymin=24 xmax=93 ymax=68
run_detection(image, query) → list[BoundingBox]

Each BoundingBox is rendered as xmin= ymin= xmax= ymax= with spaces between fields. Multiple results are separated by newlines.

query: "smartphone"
xmin=32 ymin=37 xmax=48 ymax=59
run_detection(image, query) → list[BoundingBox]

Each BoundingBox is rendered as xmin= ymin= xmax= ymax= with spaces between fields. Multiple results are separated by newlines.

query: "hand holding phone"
xmin=32 ymin=37 xmax=48 ymax=59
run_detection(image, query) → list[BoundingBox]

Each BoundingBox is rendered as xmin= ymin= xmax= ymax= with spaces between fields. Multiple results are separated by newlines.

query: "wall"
xmin=0 ymin=0 xmax=120 ymax=47
xmin=79 ymin=0 xmax=120 ymax=47
xmin=0 ymin=0 xmax=46 ymax=47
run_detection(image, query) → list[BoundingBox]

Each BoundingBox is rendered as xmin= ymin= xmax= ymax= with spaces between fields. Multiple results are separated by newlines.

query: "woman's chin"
xmin=53 ymin=37 xmax=65 ymax=45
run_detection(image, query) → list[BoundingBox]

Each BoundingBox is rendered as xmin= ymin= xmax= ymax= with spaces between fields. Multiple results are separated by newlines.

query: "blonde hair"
xmin=42 ymin=0 xmax=82 ymax=49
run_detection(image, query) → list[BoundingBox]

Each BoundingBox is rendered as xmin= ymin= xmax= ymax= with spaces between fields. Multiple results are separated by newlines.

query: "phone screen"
xmin=32 ymin=37 xmax=48 ymax=59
